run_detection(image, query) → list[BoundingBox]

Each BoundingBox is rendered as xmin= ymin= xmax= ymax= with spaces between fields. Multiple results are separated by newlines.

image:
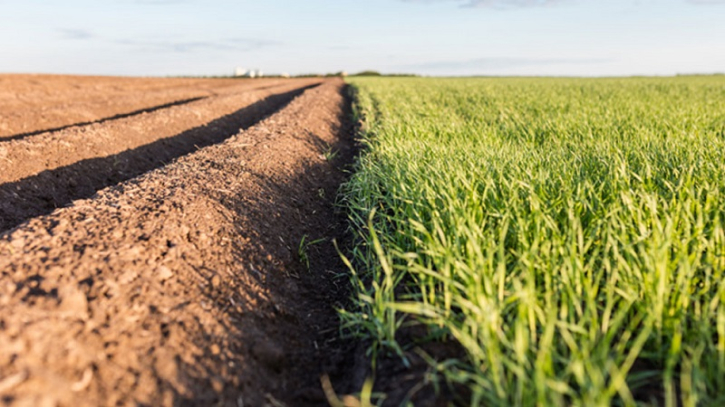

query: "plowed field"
xmin=0 ymin=75 xmax=358 ymax=406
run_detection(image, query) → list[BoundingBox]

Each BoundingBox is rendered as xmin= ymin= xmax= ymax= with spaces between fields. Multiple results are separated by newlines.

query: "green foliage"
xmin=349 ymin=70 xmax=419 ymax=77
xmin=298 ymin=235 xmax=326 ymax=270
xmin=352 ymin=70 xmax=383 ymax=77
xmin=340 ymin=76 xmax=725 ymax=406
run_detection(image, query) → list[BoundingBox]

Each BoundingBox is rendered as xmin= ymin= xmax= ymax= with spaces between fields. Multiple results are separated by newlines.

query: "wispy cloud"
xmin=57 ymin=28 xmax=95 ymax=40
xmin=135 ymin=0 xmax=188 ymax=4
xmin=119 ymin=0 xmax=191 ymax=4
xmin=328 ymin=45 xmax=355 ymax=51
xmin=401 ymin=56 xmax=612 ymax=72
xmin=687 ymin=0 xmax=725 ymax=4
xmin=466 ymin=0 xmax=563 ymax=7
xmin=112 ymin=37 xmax=279 ymax=53
xmin=402 ymin=0 xmax=565 ymax=8
xmin=404 ymin=0 xmax=724 ymax=7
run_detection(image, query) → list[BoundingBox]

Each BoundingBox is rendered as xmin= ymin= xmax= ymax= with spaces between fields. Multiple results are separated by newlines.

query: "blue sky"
xmin=0 ymin=0 xmax=724 ymax=77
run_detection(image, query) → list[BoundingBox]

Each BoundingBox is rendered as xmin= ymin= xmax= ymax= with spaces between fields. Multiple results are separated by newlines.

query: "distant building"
xmin=234 ymin=67 xmax=264 ymax=78
xmin=280 ymin=72 xmax=290 ymax=78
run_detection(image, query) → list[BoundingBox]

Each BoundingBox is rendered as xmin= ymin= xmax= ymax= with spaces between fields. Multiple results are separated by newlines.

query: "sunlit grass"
xmin=340 ymin=76 xmax=725 ymax=406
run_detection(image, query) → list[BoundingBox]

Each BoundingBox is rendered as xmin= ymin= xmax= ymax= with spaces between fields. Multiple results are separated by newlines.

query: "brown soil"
xmin=354 ymin=327 xmax=469 ymax=406
xmin=0 ymin=78 xmax=321 ymax=232
xmin=0 ymin=78 xmax=358 ymax=406
xmin=0 ymin=74 xmax=286 ymax=140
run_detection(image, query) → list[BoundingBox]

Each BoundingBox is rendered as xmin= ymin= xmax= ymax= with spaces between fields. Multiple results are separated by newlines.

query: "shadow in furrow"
xmin=0 ymin=97 xmax=208 ymax=142
xmin=0 ymin=84 xmax=319 ymax=234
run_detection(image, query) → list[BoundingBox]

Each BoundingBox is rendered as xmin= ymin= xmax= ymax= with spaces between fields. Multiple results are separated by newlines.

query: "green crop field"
xmin=340 ymin=76 xmax=725 ymax=406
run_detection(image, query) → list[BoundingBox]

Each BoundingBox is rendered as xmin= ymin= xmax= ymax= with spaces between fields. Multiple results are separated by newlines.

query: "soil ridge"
xmin=0 ymin=78 xmax=355 ymax=406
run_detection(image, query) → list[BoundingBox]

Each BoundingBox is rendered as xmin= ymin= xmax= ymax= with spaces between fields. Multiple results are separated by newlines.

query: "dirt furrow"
xmin=0 ymin=75 xmax=288 ymax=140
xmin=0 ymin=79 xmax=322 ymax=233
xmin=0 ymin=78 xmax=320 ymax=183
xmin=0 ymin=96 xmax=206 ymax=143
xmin=0 ymin=78 xmax=355 ymax=407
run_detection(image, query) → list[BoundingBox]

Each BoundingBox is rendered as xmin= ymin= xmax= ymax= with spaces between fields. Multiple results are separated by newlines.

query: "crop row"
xmin=340 ymin=76 xmax=725 ymax=406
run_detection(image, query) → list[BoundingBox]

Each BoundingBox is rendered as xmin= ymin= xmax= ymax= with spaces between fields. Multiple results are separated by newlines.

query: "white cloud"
xmin=404 ymin=0 xmax=725 ymax=7
xmin=57 ymin=29 xmax=95 ymax=40
xmin=400 ymin=57 xmax=612 ymax=73
xmin=402 ymin=0 xmax=566 ymax=8
xmin=465 ymin=0 xmax=563 ymax=7
xmin=112 ymin=37 xmax=279 ymax=54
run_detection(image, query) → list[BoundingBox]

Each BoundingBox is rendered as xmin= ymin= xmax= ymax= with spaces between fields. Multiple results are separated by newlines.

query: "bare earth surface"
xmin=0 ymin=78 xmax=321 ymax=232
xmin=0 ymin=77 xmax=359 ymax=406
xmin=0 ymin=74 xmax=282 ymax=140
